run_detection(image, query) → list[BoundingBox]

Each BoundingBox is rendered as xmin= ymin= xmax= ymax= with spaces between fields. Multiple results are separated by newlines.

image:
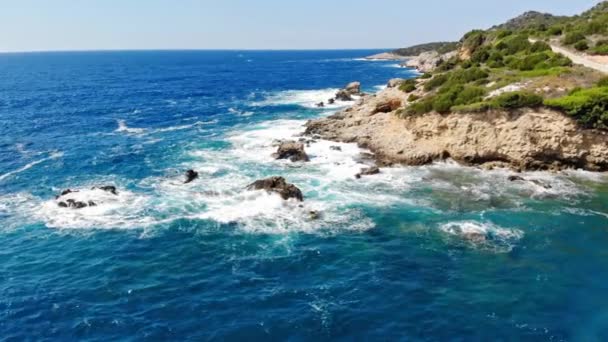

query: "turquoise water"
xmin=0 ymin=50 xmax=607 ymax=340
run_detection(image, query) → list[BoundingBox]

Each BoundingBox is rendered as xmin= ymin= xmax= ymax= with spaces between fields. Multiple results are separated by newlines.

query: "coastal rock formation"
xmin=372 ymin=99 xmax=402 ymax=114
xmin=95 ymin=185 xmax=118 ymax=195
xmin=246 ymin=176 xmax=304 ymax=201
xmin=387 ymin=78 xmax=405 ymax=88
xmin=404 ymin=50 xmax=458 ymax=73
xmin=334 ymin=82 xmax=362 ymax=101
xmin=184 ymin=170 xmax=199 ymax=184
xmin=305 ymin=87 xmax=608 ymax=171
xmin=364 ymin=52 xmax=407 ymax=61
xmin=58 ymin=199 xmax=97 ymax=209
xmin=345 ymin=82 xmax=361 ymax=95
xmin=355 ymin=166 xmax=380 ymax=179
xmin=273 ymin=141 xmax=310 ymax=162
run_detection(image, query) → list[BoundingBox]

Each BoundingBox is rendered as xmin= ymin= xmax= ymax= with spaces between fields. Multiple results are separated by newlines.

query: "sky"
xmin=0 ymin=0 xmax=602 ymax=52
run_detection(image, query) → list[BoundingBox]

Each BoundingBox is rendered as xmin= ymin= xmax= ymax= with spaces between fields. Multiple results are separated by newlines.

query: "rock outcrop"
xmin=387 ymin=78 xmax=405 ymax=88
xmin=273 ymin=141 xmax=310 ymax=162
xmin=305 ymin=87 xmax=608 ymax=171
xmin=334 ymin=82 xmax=362 ymax=101
xmin=355 ymin=166 xmax=380 ymax=179
xmin=246 ymin=177 xmax=304 ymax=201
xmin=404 ymin=50 xmax=458 ymax=73
xmin=184 ymin=170 xmax=199 ymax=184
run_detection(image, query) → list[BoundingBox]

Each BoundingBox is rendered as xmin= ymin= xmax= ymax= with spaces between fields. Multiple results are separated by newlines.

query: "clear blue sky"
xmin=0 ymin=0 xmax=601 ymax=52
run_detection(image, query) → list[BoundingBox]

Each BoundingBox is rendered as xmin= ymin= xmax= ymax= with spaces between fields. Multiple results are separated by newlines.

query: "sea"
xmin=0 ymin=50 xmax=607 ymax=341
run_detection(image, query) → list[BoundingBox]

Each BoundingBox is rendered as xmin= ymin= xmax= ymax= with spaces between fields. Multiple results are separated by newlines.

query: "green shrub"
xmin=420 ymin=73 xmax=432 ymax=79
xmin=591 ymin=43 xmax=608 ymax=55
xmin=407 ymin=98 xmax=434 ymax=115
xmin=496 ymin=29 xmax=513 ymax=39
xmin=574 ymin=40 xmax=589 ymax=51
xmin=453 ymin=86 xmax=487 ymax=106
xmin=436 ymin=56 xmax=460 ymax=72
xmin=471 ymin=46 xmax=491 ymax=64
xmin=547 ymin=26 xmax=563 ymax=36
xmin=544 ymin=87 xmax=608 ymax=128
xmin=424 ymin=74 xmax=449 ymax=91
xmin=408 ymin=94 xmax=420 ymax=102
xmin=492 ymin=91 xmax=543 ymax=109
xmin=495 ymin=34 xmax=531 ymax=55
xmin=563 ymin=31 xmax=585 ymax=45
xmin=598 ymin=77 xmax=608 ymax=87
xmin=530 ymin=41 xmax=551 ymax=53
xmin=433 ymin=95 xmax=455 ymax=113
xmin=462 ymin=30 xmax=486 ymax=54
xmin=399 ymin=79 xmax=417 ymax=93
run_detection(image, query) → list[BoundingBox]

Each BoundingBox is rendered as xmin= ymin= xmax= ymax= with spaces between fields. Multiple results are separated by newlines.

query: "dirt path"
xmin=548 ymin=43 xmax=608 ymax=74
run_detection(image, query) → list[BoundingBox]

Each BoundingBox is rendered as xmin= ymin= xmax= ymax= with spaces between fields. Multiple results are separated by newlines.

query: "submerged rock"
xmin=184 ymin=169 xmax=199 ymax=184
xmin=330 ymin=145 xmax=342 ymax=151
xmin=335 ymin=89 xmax=353 ymax=102
xmin=508 ymin=175 xmax=525 ymax=182
xmin=247 ymin=176 xmax=304 ymax=201
xmin=58 ymin=199 xmax=96 ymax=209
xmin=56 ymin=189 xmax=77 ymax=199
xmin=96 ymin=185 xmax=118 ymax=195
xmin=273 ymin=141 xmax=310 ymax=162
xmin=356 ymin=166 xmax=380 ymax=179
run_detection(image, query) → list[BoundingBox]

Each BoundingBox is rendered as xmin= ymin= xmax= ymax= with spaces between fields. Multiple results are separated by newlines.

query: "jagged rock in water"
xmin=316 ymin=102 xmax=325 ymax=108
xmin=246 ymin=176 xmax=304 ymax=201
xmin=330 ymin=146 xmax=342 ymax=151
xmin=356 ymin=166 xmax=380 ymax=179
xmin=309 ymin=210 xmax=321 ymax=220
xmin=335 ymin=89 xmax=353 ymax=102
xmin=56 ymin=189 xmax=77 ymax=199
xmin=508 ymin=175 xmax=525 ymax=182
xmin=272 ymin=141 xmax=310 ymax=162
xmin=96 ymin=185 xmax=118 ymax=195
xmin=328 ymin=98 xmax=335 ymax=105
xmin=184 ymin=169 xmax=199 ymax=184
xmin=58 ymin=198 xmax=95 ymax=209
xmin=345 ymin=81 xmax=361 ymax=95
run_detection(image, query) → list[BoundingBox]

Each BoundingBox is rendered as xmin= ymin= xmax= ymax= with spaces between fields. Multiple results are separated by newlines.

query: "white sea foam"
xmin=439 ymin=221 xmax=524 ymax=252
xmin=37 ymin=187 xmax=158 ymax=230
xmin=0 ymin=151 xmax=63 ymax=182
xmin=115 ymin=119 xmax=215 ymax=135
xmin=228 ymin=107 xmax=254 ymax=117
xmin=254 ymin=89 xmax=358 ymax=109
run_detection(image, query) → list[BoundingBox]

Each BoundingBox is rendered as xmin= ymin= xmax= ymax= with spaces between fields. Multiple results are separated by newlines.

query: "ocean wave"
xmin=253 ymin=89 xmax=358 ymax=109
xmin=439 ymin=221 xmax=524 ymax=252
xmin=0 ymin=151 xmax=64 ymax=182
xmin=228 ymin=107 xmax=254 ymax=117
xmin=115 ymin=119 xmax=216 ymax=136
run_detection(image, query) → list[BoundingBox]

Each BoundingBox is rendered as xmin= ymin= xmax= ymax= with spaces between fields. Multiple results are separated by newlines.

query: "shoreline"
xmin=305 ymin=83 xmax=608 ymax=173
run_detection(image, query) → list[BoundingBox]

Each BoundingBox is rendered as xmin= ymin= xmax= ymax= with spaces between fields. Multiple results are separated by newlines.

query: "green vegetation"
xmin=394 ymin=2 xmax=608 ymax=129
xmin=452 ymin=91 xmax=543 ymax=113
xmin=544 ymin=86 xmax=608 ymax=129
xmin=407 ymin=94 xmax=420 ymax=102
xmin=399 ymin=79 xmax=417 ymax=93
xmin=392 ymin=42 xmax=458 ymax=57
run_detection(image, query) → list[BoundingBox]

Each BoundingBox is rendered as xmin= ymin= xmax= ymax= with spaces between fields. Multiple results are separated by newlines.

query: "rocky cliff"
xmin=305 ymin=87 xmax=608 ymax=171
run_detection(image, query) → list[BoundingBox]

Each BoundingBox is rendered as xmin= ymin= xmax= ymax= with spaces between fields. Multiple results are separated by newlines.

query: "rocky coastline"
xmin=305 ymin=83 xmax=608 ymax=172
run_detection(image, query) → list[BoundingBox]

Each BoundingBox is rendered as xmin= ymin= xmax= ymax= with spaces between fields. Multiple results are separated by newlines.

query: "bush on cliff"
xmin=544 ymin=86 xmax=608 ymax=129
xmin=399 ymin=79 xmax=417 ymax=93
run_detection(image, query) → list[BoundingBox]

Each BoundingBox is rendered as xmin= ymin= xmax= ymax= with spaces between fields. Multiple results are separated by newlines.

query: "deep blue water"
xmin=1 ymin=50 xmax=607 ymax=341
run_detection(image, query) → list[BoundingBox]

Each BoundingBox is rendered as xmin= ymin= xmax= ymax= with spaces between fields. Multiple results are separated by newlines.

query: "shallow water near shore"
xmin=1 ymin=50 xmax=607 ymax=340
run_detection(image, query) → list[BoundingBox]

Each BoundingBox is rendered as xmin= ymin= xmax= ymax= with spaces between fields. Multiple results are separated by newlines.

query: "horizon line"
xmin=0 ymin=47 xmax=395 ymax=55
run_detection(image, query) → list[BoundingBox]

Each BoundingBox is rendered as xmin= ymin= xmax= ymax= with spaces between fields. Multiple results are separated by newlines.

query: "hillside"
xmin=396 ymin=1 xmax=608 ymax=130
xmin=392 ymin=42 xmax=458 ymax=57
